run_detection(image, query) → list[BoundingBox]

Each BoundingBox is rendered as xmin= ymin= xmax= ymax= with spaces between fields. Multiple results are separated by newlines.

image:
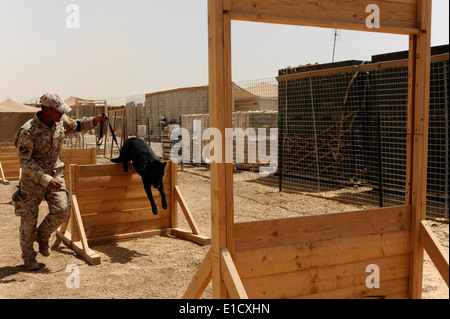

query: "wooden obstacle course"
xmin=0 ymin=147 xmax=20 ymax=184
xmin=0 ymin=147 xmax=96 ymax=186
xmin=184 ymin=0 xmax=448 ymax=299
xmin=55 ymin=161 xmax=210 ymax=265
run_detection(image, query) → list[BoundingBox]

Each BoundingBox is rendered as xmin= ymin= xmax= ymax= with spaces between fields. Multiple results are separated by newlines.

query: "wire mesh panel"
xmin=427 ymin=59 xmax=449 ymax=218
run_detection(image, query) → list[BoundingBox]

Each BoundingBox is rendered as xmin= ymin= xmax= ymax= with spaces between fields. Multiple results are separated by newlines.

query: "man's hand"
xmin=94 ymin=113 xmax=108 ymax=125
xmin=48 ymin=178 xmax=63 ymax=191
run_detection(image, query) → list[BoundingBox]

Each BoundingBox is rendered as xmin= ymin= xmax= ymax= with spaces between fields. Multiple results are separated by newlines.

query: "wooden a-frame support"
xmin=184 ymin=0 xmax=448 ymax=299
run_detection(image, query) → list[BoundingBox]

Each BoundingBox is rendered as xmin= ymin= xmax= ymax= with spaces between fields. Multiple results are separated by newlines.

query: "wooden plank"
xmin=77 ymin=184 xmax=169 ymax=202
xmin=80 ymin=207 xmax=165 ymax=227
xmin=234 ymin=206 xmax=411 ymax=251
xmin=76 ymin=162 xmax=172 ymax=179
xmin=77 ymin=174 xmax=143 ymax=189
xmin=295 ymin=277 xmax=409 ymax=299
xmin=72 ymin=195 xmax=92 ymax=253
xmin=183 ymin=248 xmax=213 ymax=299
xmin=0 ymin=162 xmax=10 ymax=185
xmin=171 ymin=228 xmax=212 ymax=246
xmin=76 ymin=173 xmax=172 ymax=190
xmin=84 ymin=217 xmax=172 ymax=240
xmin=221 ymin=248 xmax=248 ymax=299
xmin=77 ymin=163 xmax=135 ymax=177
xmin=170 ymin=161 xmax=178 ymax=228
xmin=208 ymin=0 xmax=233 ymax=299
xmin=241 ymin=254 xmax=410 ymax=299
xmin=408 ymin=0 xmax=432 ymax=298
xmin=78 ymin=195 xmax=172 ymax=215
xmin=0 ymin=148 xmax=17 ymax=154
xmin=227 ymin=0 xmax=419 ymax=34
xmin=234 ymin=230 xmax=411 ymax=279
xmin=55 ymin=230 xmax=101 ymax=265
xmin=87 ymin=229 xmax=170 ymax=244
xmin=175 ymin=185 xmax=200 ymax=235
xmin=420 ymin=221 xmax=449 ymax=286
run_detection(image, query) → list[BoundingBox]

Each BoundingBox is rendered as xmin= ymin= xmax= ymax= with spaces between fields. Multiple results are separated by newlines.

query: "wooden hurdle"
xmin=184 ymin=0 xmax=448 ymax=299
xmin=0 ymin=147 xmax=20 ymax=184
xmin=0 ymin=146 xmax=97 ymax=187
xmin=55 ymin=161 xmax=210 ymax=265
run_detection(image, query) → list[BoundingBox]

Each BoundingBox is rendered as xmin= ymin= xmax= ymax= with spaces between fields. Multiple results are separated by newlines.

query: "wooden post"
xmin=208 ymin=0 xmax=234 ymax=299
xmin=407 ymin=0 xmax=432 ymax=299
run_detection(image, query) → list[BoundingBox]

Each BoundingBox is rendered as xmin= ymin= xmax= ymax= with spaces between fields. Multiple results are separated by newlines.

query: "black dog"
xmin=111 ymin=137 xmax=167 ymax=215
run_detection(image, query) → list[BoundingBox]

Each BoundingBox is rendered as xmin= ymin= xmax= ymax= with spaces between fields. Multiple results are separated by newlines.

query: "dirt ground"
xmin=0 ymin=158 xmax=448 ymax=299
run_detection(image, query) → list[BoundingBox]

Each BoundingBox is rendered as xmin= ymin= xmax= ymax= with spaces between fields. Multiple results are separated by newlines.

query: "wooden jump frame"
xmin=184 ymin=0 xmax=448 ymax=299
xmin=0 ymin=147 xmax=97 ymax=186
xmin=55 ymin=161 xmax=210 ymax=265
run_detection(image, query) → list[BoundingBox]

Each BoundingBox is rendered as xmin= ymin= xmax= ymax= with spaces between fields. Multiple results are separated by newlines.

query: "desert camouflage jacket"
xmin=14 ymin=112 xmax=96 ymax=187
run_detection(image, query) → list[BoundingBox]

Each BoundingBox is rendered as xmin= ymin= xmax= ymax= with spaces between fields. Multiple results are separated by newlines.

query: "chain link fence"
xmin=8 ymin=47 xmax=444 ymax=219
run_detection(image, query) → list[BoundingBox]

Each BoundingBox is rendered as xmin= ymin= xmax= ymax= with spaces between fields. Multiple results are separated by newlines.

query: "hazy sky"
xmin=0 ymin=0 xmax=448 ymax=103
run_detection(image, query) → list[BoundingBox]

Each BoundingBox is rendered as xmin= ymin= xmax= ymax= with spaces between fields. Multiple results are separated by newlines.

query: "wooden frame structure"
xmin=0 ymin=146 xmax=20 ymax=185
xmin=55 ymin=161 xmax=210 ymax=265
xmin=0 ymin=147 xmax=97 ymax=186
xmin=184 ymin=0 xmax=448 ymax=299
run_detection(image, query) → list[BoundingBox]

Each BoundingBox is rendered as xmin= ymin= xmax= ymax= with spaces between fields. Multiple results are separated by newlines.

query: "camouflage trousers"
xmin=12 ymin=171 xmax=71 ymax=261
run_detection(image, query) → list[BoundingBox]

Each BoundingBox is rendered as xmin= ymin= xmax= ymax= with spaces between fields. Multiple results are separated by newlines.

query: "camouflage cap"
xmin=40 ymin=92 xmax=72 ymax=114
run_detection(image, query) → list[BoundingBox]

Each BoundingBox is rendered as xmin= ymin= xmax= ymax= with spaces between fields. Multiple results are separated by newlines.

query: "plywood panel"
xmin=234 ymin=230 xmax=411 ymax=279
xmin=234 ymin=206 xmax=411 ymax=251
xmin=233 ymin=207 xmax=411 ymax=299
xmin=241 ymin=254 xmax=410 ymax=299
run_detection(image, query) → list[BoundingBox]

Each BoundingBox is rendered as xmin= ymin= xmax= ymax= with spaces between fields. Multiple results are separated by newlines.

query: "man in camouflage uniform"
xmin=13 ymin=92 xmax=107 ymax=270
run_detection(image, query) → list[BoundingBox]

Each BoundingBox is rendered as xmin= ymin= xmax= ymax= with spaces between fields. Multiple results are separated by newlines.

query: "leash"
xmin=97 ymin=113 xmax=120 ymax=149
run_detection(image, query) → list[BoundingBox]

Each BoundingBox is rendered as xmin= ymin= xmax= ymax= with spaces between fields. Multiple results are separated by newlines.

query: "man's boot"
xmin=36 ymin=237 xmax=50 ymax=257
xmin=24 ymin=257 xmax=40 ymax=270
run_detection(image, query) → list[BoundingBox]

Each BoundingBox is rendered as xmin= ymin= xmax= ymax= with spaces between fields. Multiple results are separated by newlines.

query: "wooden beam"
xmin=420 ymin=221 xmax=449 ymax=286
xmin=183 ymin=248 xmax=213 ymax=299
xmin=171 ymin=228 xmax=211 ymax=246
xmin=208 ymin=0 xmax=234 ymax=299
xmin=0 ymin=162 xmax=10 ymax=185
xmin=56 ymin=230 xmax=101 ymax=265
xmin=407 ymin=0 xmax=432 ymax=300
xmin=55 ymin=196 xmax=101 ymax=265
xmin=221 ymin=248 xmax=248 ymax=299
xmin=175 ymin=185 xmax=200 ymax=235
xmin=170 ymin=161 xmax=178 ymax=229
xmin=227 ymin=0 xmax=419 ymax=34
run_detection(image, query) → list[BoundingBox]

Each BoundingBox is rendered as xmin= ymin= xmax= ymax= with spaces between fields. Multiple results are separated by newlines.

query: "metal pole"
xmin=309 ymin=77 xmax=321 ymax=192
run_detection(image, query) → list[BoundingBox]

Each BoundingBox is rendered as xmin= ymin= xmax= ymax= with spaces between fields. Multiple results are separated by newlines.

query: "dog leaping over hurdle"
xmin=111 ymin=137 xmax=167 ymax=215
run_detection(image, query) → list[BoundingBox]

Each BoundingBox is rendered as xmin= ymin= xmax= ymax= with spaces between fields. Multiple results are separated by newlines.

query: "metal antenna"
xmin=332 ymin=29 xmax=338 ymax=62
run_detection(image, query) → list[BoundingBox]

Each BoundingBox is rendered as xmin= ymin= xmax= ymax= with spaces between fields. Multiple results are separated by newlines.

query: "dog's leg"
xmin=158 ymin=183 xmax=167 ymax=210
xmin=144 ymin=183 xmax=158 ymax=215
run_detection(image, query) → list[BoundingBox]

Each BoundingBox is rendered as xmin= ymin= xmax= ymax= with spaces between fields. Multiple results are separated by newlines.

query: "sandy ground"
xmin=0 ymin=158 xmax=448 ymax=299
